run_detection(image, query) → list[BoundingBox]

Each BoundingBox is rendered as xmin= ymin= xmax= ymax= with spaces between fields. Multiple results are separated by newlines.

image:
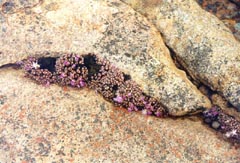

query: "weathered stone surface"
xmin=197 ymin=0 xmax=240 ymax=41
xmin=1 ymin=0 xmax=41 ymax=14
xmin=0 ymin=68 xmax=240 ymax=162
xmin=0 ymin=0 xmax=211 ymax=115
xmin=122 ymin=0 xmax=240 ymax=110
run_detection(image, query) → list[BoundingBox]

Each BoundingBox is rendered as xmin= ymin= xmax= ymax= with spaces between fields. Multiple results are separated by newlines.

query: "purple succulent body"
xmin=20 ymin=53 xmax=168 ymax=118
xmin=203 ymin=106 xmax=240 ymax=143
xmin=113 ymin=95 xmax=124 ymax=103
xmin=63 ymin=61 xmax=70 ymax=66
xmin=70 ymin=80 xmax=76 ymax=86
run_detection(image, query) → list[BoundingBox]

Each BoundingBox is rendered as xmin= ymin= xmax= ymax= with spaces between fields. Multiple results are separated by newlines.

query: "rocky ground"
xmin=197 ymin=0 xmax=240 ymax=41
xmin=1 ymin=68 xmax=239 ymax=163
xmin=0 ymin=0 xmax=240 ymax=162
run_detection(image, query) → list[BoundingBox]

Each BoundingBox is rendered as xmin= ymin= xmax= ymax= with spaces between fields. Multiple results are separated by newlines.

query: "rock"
xmin=0 ymin=68 xmax=239 ymax=162
xmin=197 ymin=0 xmax=240 ymax=41
xmin=211 ymin=121 xmax=221 ymax=129
xmin=0 ymin=0 xmax=211 ymax=116
xmin=1 ymin=0 xmax=41 ymax=14
xmin=122 ymin=0 xmax=240 ymax=111
xmin=198 ymin=84 xmax=240 ymax=121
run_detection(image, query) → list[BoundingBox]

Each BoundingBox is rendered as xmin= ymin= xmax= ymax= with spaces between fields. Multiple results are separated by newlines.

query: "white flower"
xmin=231 ymin=129 xmax=237 ymax=136
xmin=32 ymin=61 xmax=40 ymax=69
xmin=225 ymin=129 xmax=237 ymax=138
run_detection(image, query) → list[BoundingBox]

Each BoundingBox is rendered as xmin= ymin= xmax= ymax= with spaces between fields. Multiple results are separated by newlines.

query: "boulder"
xmin=0 ymin=68 xmax=239 ymax=162
xmin=122 ymin=0 xmax=240 ymax=110
xmin=0 ymin=0 xmax=211 ymax=115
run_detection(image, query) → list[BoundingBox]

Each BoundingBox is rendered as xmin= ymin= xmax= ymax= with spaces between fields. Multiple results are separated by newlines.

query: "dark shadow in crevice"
xmin=0 ymin=63 xmax=21 ymax=69
xmin=83 ymin=54 xmax=102 ymax=80
xmin=123 ymin=74 xmax=131 ymax=81
xmin=38 ymin=57 xmax=57 ymax=73
xmin=166 ymin=44 xmax=200 ymax=86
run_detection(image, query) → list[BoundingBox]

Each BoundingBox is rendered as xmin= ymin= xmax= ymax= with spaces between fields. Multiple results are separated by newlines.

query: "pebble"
xmin=211 ymin=121 xmax=221 ymax=129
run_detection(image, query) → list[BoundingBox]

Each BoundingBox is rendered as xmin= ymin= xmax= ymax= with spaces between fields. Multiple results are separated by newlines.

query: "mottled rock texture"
xmin=0 ymin=0 xmax=211 ymax=116
xmin=197 ymin=0 xmax=240 ymax=41
xmin=0 ymin=68 xmax=240 ymax=162
xmin=122 ymin=0 xmax=240 ymax=111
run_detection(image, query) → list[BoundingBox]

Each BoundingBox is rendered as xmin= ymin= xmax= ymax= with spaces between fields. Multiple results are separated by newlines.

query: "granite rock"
xmin=0 ymin=68 xmax=239 ymax=162
xmin=0 ymin=0 xmax=211 ymax=116
xmin=197 ymin=0 xmax=240 ymax=41
xmin=122 ymin=0 xmax=240 ymax=110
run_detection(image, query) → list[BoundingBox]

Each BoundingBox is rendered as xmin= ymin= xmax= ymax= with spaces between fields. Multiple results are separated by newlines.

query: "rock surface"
xmin=197 ymin=0 xmax=240 ymax=41
xmin=0 ymin=68 xmax=240 ymax=162
xmin=122 ymin=0 xmax=240 ymax=111
xmin=0 ymin=0 xmax=211 ymax=116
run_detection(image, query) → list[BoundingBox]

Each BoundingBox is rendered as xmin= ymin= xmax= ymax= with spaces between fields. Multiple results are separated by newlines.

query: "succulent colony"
xmin=19 ymin=53 xmax=168 ymax=117
xmin=19 ymin=53 xmax=240 ymax=144
xmin=203 ymin=106 xmax=240 ymax=144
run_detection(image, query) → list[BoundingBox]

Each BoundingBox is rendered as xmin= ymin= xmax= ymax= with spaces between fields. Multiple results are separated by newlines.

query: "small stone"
xmin=1 ymin=2 xmax=15 ymax=14
xmin=211 ymin=121 xmax=221 ymax=129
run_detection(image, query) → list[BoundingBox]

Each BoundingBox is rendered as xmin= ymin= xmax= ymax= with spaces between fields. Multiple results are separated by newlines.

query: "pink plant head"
xmin=72 ymin=64 xmax=76 ymax=69
xmin=147 ymin=110 xmax=152 ymax=115
xmin=155 ymin=111 xmax=162 ymax=117
xmin=127 ymin=93 xmax=132 ymax=97
xmin=64 ymin=61 xmax=70 ymax=66
xmin=207 ymin=106 xmax=219 ymax=117
xmin=45 ymin=81 xmax=50 ymax=87
xmin=78 ymin=78 xmax=86 ymax=87
xmin=70 ymin=80 xmax=76 ymax=86
xmin=16 ymin=60 xmax=24 ymax=66
xmin=145 ymin=103 xmax=152 ymax=110
xmin=140 ymin=96 xmax=145 ymax=101
xmin=128 ymin=107 xmax=133 ymax=112
xmin=127 ymin=108 xmax=131 ymax=112
xmin=75 ymin=55 xmax=80 ymax=62
xmin=134 ymin=106 xmax=139 ymax=111
xmin=70 ymin=73 xmax=75 ymax=79
xmin=60 ymin=73 xmax=66 ymax=79
xmin=128 ymin=102 xmax=138 ymax=112
xmin=28 ymin=57 xmax=35 ymax=62
xmin=142 ymin=109 xmax=152 ymax=115
xmin=203 ymin=106 xmax=220 ymax=118
xmin=79 ymin=80 xmax=86 ymax=87
xmin=113 ymin=95 xmax=124 ymax=103
xmin=129 ymin=102 xmax=134 ymax=108
xmin=24 ymin=65 xmax=32 ymax=71
xmin=127 ymin=102 xmax=135 ymax=112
